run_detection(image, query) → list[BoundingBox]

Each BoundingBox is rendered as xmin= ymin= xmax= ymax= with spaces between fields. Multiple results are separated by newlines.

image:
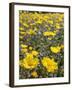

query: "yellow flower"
xmin=21 ymin=44 xmax=28 ymax=48
xmin=28 ymin=29 xmax=36 ymax=35
xmin=43 ymin=15 xmax=49 ymax=21
xmin=31 ymin=50 xmax=38 ymax=56
xmin=23 ymin=23 xmax=29 ymax=28
xmin=43 ymin=31 xmax=56 ymax=36
xmin=50 ymin=46 xmax=61 ymax=53
xmin=20 ymin=53 xmax=39 ymax=69
xmin=19 ymin=27 xmax=24 ymax=31
xmin=48 ymin=37 xmax=52 ymax=40
xmin=48 ymin=20 xmax=53 ymax=24
xmin=54 ymin=30 xmax=59 ymax=33
xmin=36 ymin=20 xmax=42 ymax=24
xmin=34 ymin=27 xmax=38 ymax=31
xmin=61 ymin=45 xmax=64 ymax=49
xmin=26 ymin=53 xmax=33 ymax=59
xmin=42 ymin=57 xmax=58 ymax=73
xmin=21 ymin=48 xmax=28 ymax=53
xmin=56 ymin=23 xmax=60 ymax=29
xmin=30 ymin=23 xmax=35 ymax=26
xmin=58 ymin=17 xmax=62 ymax=22
xmin=20 ymin=31 xmax=26 ymax=35
xmin=31 ymin=71 xmax=38 ymax=77
xmin=29 ymin=46 xmax=33 ymax=50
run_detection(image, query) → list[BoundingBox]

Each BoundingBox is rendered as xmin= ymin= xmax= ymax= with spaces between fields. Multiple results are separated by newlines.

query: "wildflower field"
xmin=19 ymin=11 xmax=64 ymax=79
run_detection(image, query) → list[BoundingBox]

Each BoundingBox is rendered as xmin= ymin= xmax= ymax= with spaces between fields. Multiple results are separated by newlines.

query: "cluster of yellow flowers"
xmin=20 ymin=44 xmax=39 ymax=55
xmin=19 ymin=11 xmax=64 ymax=36
xmin=20 ymin=43 xmax=64 ymax=55
xmin=20 ymin=43 xmax=39 ymax=70
xmin=20 ymin=44 xmax=64 ymax=75
xmin=21 ymin=44 xmax=28 ymax=53
xmin=19 ymin=11 xmax=64 ymax=78
xmin=20 ymin=52 xmax=58 ymax=73
xmin=19 ymin=11 xmax=64 ymax=25
xmin=19 ymin=28 xmax=36 ymax=36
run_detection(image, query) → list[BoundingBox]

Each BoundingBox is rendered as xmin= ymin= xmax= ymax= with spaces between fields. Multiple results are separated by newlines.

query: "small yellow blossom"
xmin=43 ymin=31 xmax=56 ymax=36
xmin=31 ymin=71 xmax=38 ymax=77
xmin=29 ymin=46 xmax=33 ymax=50
xmin=31 ymin=50 xmax=38 ymax=56
xmin=58 ymin=17 xmax=62 ymax=22
xmin=50 ymin=46 xmax=61 ymax=53
xmin=21 ymin=48 xmax=28 ymax=53
xmin=42 ymin=57 xmax=58 ymax=73
xmin=54 ymin=30 xmax=59 ymax=33
xmin=26 ymin=53 xmax=33 ymax=59
xmin=28 ymin=29 xmax=36 ymax=35
xmin=48 ymin=20 xmax=53 ymax=24
xmin=56 ymin=23 xmax=60 ymax=29
xmin=36 ymin=20 xmax=42 ymax=24
xmin=19 ymin=36 xmax=23 ymax=39
xmin=61 ymin=45 xmax=64 ymax=49
xmin=48 ymin=37 xmax=52 ymax=40
xmin=30 ymin=23 xmax=35 ymax=26
xmin=20 ymin=31 xmax=26 ymax=35
xmin=21 ymin=44 xmax=28 ymax=48
xmin=34 ymin=27 xmax=38 ymax=31
xmin=19 ymin=27 xmax=24 ymax=31
xmin=23 ymin=23 xmax=29 ymax=28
